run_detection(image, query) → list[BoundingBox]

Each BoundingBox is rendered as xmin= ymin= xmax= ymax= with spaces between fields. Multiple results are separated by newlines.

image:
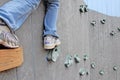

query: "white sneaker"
xmin=44 ymin=35 xmax=61 ymax=49
xmin=0 ymin=19 xmax=19 ymax=48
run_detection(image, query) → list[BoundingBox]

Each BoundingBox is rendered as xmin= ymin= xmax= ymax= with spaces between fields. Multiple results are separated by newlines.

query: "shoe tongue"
xmin=0 ymin=19 xmax=11 ymax=33
xmin=0 ymin=19 xmax=6 ymax=24
xmin=0 ymin=25 xmax=10 ymax=33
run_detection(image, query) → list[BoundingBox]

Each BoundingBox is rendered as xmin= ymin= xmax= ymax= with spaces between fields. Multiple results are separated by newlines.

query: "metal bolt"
xmin=91 ymin=62 xmax=96 ymax=69
xmin=99 ymin=70 xmax=104 ymax=75
xmin=74 ymin=54 xmax=80 ymax=63
xmin=83 ymin=54 xmax=89 ymax=61
xmin=91 ymin=21 xmax=96 ymax=26
xmin=113 ymin=66 xmax=118 ymax=71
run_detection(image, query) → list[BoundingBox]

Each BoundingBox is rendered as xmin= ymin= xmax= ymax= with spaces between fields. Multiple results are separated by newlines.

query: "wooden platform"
xmin=0 ymin=48 xmax=23 ymax=72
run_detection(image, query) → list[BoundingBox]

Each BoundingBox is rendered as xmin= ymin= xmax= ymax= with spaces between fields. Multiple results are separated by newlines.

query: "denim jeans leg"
xmin=43 ymin=0 xmax=60 ymax=38
xmin=0 ymin=0 xmax=41 ymax=31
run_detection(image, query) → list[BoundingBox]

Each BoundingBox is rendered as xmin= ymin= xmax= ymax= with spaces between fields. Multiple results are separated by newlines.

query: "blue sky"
xmin=84 ymin=0 xmax=120 ymax=17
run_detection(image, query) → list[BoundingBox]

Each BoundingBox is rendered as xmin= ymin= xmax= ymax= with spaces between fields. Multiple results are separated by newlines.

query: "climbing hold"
xmin=64 ymin=55 xmax=73 ymax=68
xmin=74 ymin=54 xmax=80 ymax=63
xmin=117 ymin=27 xmax=120 ymax=32
xmin=99 ymin=70 xmax=105 ymax=75
xmin=51 ymin=47 xmax=60 ymax=62
xmin=83 ymin=54 xmax=89 ymax=61
xmin=46 ymin=50 xmax=52 ymax=61
xmin=79 ymin=5 xmax=88 ymax=13
xmin=86 ymin=71 xmax=89 ymax=75
xmin=91 ymin=20 xmax=96 ymax=26
xmin=110 ymin=31 xmax=116 ymax=36
xmin=113 ymin=66 xmax=118 ymax=71
xmin=91 ymin=62 xmax=96 ymax=69
xmin=84 ymin=5 xmax=89 ymax=12
xmin=100 ymin=19 xmax=106 ymax=24
xmin=79 ymin=68 xmax=86 ymax=76
xmin=46 ymin=46 xmax=60 ymax=62
xmin=79 ymin=5 xmax=84 ymax=13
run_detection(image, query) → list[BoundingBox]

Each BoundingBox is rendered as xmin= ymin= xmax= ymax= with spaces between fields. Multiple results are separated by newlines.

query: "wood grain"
xmin=0 ymin=47 xmax=23 ymax=72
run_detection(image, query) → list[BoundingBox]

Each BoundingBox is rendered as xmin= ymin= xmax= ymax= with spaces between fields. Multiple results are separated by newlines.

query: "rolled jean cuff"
xmin=0 ymin=15 xmax=16 ymax=32
xmin=43 ymin=30 xmax=59 ymax=38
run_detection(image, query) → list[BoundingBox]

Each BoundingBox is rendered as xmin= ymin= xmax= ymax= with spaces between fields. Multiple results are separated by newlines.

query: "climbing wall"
xmin=0 ymin=0 xmax=120 ymax=80
xmin=88 ymin=11 xmax=120 ymax=80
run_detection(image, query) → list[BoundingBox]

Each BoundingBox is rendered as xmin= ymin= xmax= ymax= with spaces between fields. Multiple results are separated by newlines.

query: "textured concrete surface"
xmin=0 ymin=0 xmax=120 ymax=80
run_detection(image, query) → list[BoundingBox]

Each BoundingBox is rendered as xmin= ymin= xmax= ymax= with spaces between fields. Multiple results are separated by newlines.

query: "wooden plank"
xmin=0 ymin=47 xmax=23 ymax=72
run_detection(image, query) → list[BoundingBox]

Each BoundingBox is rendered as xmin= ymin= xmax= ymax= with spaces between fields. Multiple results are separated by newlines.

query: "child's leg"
xmin=0 ymin=0 xmax=41 ymax=48
xmin=43 ymin=0 xmax=61 ymax=49
xmin=43 ymin=0 xmax=60 ymax=38
xmin=0 ymin=0 xmax=41 ymax=31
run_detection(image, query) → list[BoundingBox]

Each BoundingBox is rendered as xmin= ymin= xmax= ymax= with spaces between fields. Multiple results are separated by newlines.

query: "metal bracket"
xmin=46 ymin=46 xmax=60 ymax=62
xmin=64 ymin=55 xmax=73 ymax=68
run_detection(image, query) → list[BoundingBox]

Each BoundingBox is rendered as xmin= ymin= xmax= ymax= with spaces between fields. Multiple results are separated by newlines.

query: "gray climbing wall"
xmin=88 ymin=11 xmax=120 ymax=80
xmin=0 ymin=0 xmax=120 ymax=80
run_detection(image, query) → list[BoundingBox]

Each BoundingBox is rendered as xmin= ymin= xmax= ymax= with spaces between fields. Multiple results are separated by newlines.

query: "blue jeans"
xmin=0 ymin=0 xmax=60 ymax=37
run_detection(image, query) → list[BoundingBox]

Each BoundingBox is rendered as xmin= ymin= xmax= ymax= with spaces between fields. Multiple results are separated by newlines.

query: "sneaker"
xmin=44 ymin=35 xmax=61 ymax=49
xmin=0 ymin=19 xmax=19 ymax=48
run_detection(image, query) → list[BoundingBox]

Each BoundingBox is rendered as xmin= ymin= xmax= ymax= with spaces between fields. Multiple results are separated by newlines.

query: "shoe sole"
xmin=0 ymin=39 xmax=19 ymax=48
xmin=44 ymin=42 xmax=61 ymax=49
